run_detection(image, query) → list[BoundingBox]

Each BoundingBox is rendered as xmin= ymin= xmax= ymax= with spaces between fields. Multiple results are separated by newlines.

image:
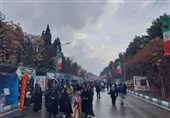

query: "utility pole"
xmin=123 ymin=53 xmax=126 ymax=82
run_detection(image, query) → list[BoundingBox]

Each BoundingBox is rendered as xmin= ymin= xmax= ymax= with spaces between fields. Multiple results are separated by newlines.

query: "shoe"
xmin=62 ymin=114 xmax=66 ymax=118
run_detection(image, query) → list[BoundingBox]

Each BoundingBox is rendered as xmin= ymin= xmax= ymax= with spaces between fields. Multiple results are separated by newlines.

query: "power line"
xmin=133 ymin=0 xmax=159 ymax=34
xmin=135 ymin=0 xmax=164 ymax=35
xmin=123 ymin=0 xmax=160 ymax=46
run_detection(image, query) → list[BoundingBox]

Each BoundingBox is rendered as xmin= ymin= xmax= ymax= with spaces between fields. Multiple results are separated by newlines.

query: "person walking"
xmin=73 ymin=91 xmax=81 ymax=118
xmin=95 ymin=82 xmax=101 ymax=99
xmin=67 ymin=83 xmax=74 ymax=103
xmin=81 ymin=85 xmax=88 ymax=117
xmin=60 ymin=87 xmax=73 ymax=117
xmin=44 ymin=87 xmax=50 ymax=112
xmin=48 ymin=87 xmax=59 ymax=118
xmin=86 ymin=83 xmax=95 ymax=117
xmin=110 ymin=85 xmax=117 ymax=105
xmin=33 ymin=83 xmax=42 ymax=112
xmin=117 ymin=83 xmax=125 ymax=105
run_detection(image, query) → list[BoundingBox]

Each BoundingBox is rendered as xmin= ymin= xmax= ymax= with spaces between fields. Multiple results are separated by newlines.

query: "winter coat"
xmin=117 ymin=85 xmax=125 ymax=94
xmin=48 ymin=91 xmax=59 ymax=115
xmin=60 ymin=91 xmax=73 ymax=114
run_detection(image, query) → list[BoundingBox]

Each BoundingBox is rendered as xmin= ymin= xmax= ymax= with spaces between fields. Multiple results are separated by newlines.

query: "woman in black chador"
xmin=44 ymin=87 xmax=50 ymax=111
xmin=33 ymin=83 xmax=42 ymax=112
xmin=48 ymin=87 xmax=59 ymax=118
xmin=81 ymin=86 xmax=88 ymax=116
xmin=83 ymin=83 xmax=95 ymax=117
xmin=60 ymin=88 xmax=73 ymax=117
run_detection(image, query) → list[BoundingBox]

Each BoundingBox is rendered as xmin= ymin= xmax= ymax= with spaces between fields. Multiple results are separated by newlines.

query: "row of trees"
xmin=100 ymin=14 xmax=170 ymax=98
xmin=0 ymin=18 xmax=84 ymax=76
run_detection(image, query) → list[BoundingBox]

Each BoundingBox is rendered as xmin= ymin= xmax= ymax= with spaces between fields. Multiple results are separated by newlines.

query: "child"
xmin=110 ymin=85 xmax=117 ymax=105
xmin=73 ymin=91 xmax=81 ymax=118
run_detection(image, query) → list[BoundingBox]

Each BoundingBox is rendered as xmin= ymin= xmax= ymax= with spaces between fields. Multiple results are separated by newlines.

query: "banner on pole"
xmin=162 ymin=17 xmax=170 ymax=56
xmin=16 ymin=66 xmax=36 ymax=80
xmin=19 ymin=71 xmax=29 ymax=112
xmin=117 ymin=62 xmax=121 ymax=74
xmin=57 ymin=52 xmax=62 ymax=70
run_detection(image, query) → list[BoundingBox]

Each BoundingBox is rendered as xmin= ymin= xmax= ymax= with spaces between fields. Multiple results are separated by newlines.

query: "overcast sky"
xmin=1 ymin=0 xmax=169 ymax=75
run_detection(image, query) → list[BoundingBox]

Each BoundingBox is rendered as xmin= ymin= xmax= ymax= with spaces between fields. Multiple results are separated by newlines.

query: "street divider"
xmin=0 ymin=96 xmax=45 ymax=115
xmin=0 ymin=103 xmax=19 ymax=115
xmin=127 ymin=90 xmax=170 ymax=110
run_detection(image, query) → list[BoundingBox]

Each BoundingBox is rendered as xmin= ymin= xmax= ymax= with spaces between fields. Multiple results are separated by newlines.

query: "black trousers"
xmin=97 ymin=92 xmax=101 ymax=98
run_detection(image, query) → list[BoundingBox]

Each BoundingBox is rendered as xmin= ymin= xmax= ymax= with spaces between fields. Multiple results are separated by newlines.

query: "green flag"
xmin=57 ymin=52 xmax=62 ymax=70
xmin=162 ymin=17 xmax=170 ymax=56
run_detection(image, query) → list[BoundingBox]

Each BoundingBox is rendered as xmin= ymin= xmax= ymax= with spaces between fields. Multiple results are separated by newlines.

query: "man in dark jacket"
xmin=95 ymin=82 xmax=101 ymax=99
xmin=117 ymin=83 xmax=125 ymax=105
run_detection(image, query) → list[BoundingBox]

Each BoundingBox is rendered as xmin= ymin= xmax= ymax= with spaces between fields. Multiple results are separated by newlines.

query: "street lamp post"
xmin=61 ymin=42 xmax=70 ymax=47
xmin=118 ymin=52 xmax=126 ymax=83
xmin=56 ymin=42 xmax=70 ymax=73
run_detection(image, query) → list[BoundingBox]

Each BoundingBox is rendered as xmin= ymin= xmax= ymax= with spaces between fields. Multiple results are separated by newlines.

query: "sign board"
xmin=16 ymin=66 xmax=36 ymax=80
xmin=3 ymin=88 xmax=10 ymax=96
xmin=133 ymin=76 xmax=150 ymax=91
xmin=46 ymin=72 xmax=55 ymax=79
xmin=35 ymin=76 xmax=46 ymax=92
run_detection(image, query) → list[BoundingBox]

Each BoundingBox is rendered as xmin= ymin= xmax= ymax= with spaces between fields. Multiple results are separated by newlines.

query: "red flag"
xmin=162 ymin=17 xmax=170 ymax=56
xmin=164 ymin=40 xmax=170 ymax=56
xmin=117 ymin=62 xmax=121 ymax=74
xmin=19 ymin=71 xmax=29 ymax=112
xmin=57 ymin=52 xmax=62 ymax=70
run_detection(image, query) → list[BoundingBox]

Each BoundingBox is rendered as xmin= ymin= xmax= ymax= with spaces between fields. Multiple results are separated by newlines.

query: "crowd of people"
xmin=24 ymin=80 xmax=127 ymax=118
xmin=25 ymin=81 xmax=96 ymax=118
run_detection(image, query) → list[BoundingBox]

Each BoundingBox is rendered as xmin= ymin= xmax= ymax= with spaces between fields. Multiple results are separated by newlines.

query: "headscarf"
xmin=112 ymin=85 xmax=115 ymax=90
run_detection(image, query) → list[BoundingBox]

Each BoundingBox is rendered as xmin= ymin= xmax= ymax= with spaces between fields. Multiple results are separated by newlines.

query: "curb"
xmin=0 ymin=103 xmax=19 ymax=115
xmin=127 ymin=90 xmax=170 ymax=110
xmin=0 ymin=96 xmax=45 ymax=115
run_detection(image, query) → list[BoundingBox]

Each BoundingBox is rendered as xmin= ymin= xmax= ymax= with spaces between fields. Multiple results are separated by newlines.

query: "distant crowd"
xmin=25 ymin=80 xmax=127 ymax=118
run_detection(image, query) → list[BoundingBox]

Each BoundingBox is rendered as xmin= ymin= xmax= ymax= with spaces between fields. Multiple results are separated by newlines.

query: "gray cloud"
xmin=1 ymin=0 xmax=169 ymax=75
xmin=3 ymin=1 xmax=106 ymax=33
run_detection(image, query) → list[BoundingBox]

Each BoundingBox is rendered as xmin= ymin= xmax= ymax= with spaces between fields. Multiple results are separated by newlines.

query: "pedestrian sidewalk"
xmin=127 ymin=89 xmax=170 ymax=110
